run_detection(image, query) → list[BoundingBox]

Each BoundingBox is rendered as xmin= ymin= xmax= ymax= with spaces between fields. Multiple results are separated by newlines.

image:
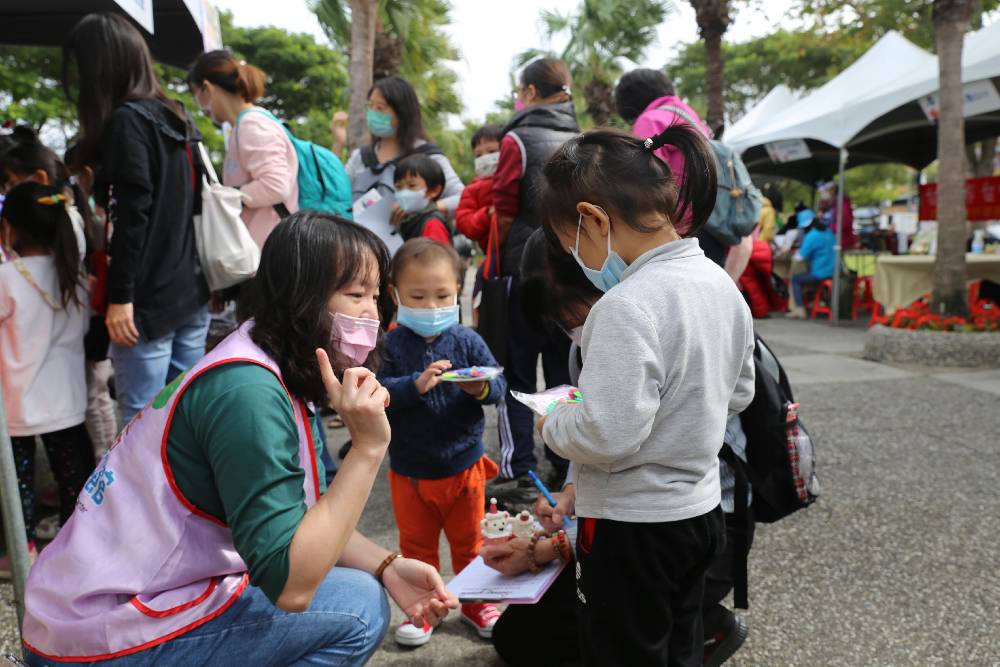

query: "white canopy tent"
xmin=725 ymin=31 xmax=937 ymax=153
xmin=724 ymin=85 xmax=800 ymax=143
xmin=724 ymin=23 xmax=1000 ymax=324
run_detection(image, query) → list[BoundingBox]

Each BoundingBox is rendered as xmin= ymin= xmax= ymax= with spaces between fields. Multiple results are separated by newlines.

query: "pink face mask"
xmin=514 ymin=99 xmax=525 ymax=112
xmin=330 ymin=312 xmax=380 ymax=366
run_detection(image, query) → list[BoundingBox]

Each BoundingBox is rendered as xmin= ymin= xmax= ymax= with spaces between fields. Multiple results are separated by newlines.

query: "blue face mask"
xmin=395 ymin=188 xmax=429 ymax=213
xmin=396 ymin=292 xmax=460 ymax=338
xmin=367 ymin=109 xmax=396 ymax=138
xmin=571 ymin=212 xmax=628 ymax=292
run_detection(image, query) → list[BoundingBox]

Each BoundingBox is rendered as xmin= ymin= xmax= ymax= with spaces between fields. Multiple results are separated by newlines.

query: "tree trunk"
xmin=347 ymin=0 xmax=377 ymax=153
xmin=931 ymin=0 xmax=974 ymax=317
xmin=690 ymin=0 xmax=730 ymax=137
xmin=965 ymin=137 xmax=997 ymax=177
xmin=703 ymin=27 xmax=725 ymax=137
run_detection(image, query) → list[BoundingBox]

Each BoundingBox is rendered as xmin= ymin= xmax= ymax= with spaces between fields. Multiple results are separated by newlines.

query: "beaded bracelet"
xmin=527 ymin=534 xmax=543 ymax=573
xmin=553 ymin=530 xmax=571 ymax=562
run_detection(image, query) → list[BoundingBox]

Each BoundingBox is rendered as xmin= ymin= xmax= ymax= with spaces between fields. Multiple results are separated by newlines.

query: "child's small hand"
xmin=458 ymin=380 xmax=487 ymax=397
xmin=389 ymin=204 xmax=406 ymax=229
xmin=535 ymin=414 xmax=547 ymax=437
xmin=415 ymin=360 xmax=452 ymax=395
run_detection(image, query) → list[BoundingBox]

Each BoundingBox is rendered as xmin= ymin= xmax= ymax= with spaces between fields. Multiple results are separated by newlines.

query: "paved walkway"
xmin=2 ymin=317 xmax=998 ymax=665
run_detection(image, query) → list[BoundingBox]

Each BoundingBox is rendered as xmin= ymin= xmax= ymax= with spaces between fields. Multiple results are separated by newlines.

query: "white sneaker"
xmin=394 ymin=620 xmax=433 ymax=647
xmin=0 ymin=542 xmax=38 ymax=579
xmin=34 ymin=515 xmax=60 ymax=541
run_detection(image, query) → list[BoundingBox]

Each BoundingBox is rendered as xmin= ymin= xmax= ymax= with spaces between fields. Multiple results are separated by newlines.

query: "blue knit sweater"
xmin=378 ymin=324 xmax=506 ymax=479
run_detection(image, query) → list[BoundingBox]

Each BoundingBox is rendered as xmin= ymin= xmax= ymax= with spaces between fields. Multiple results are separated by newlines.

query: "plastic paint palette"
xmin=439 ymin=366 xmax=504 ymax=383
xmin=511 ymin=385 xmax=583 ymax=416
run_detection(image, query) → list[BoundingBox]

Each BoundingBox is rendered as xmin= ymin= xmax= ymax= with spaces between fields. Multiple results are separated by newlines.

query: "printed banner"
xmin=918 ymin=80 xmax=1000 ymax=122
xmin=918 ymin=175 xmax=1000 ymax=221
xmin=765 ymin=138 xmax=812 ymax=164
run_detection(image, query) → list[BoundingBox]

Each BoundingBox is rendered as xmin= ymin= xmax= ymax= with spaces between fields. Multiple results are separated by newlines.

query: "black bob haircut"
xmin=238 ymin=211 xmax=393 ymax=405
xmin=471 ymin=124 xmax=503 ymax=150
xmin=519 ymin=228 xmax=602 ymax=337
xmin=394 ymin=153 xmax=445 ymax=196
xmin=614 ymin=68 xmax=676 ymax=125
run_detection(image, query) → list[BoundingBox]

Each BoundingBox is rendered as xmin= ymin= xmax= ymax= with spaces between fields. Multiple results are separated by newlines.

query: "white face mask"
xmin=474 ymin=152 xmax=500 ymax=178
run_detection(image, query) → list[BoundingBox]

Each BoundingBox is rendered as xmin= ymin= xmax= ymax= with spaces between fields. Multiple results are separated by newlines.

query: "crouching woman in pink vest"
xmin=21 ymin=212 xmax=458 ymax=666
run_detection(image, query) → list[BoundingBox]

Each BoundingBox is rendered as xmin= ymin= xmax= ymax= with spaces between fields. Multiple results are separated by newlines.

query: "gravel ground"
xmin=2 ymin=318 xmax=998 ymax=666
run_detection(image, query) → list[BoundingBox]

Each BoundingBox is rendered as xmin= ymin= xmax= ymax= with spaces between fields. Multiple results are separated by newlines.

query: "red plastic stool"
xmin=809 ymin=280 xmax=833 ymax=320
xmin=869 ymin=302 xmax=882 ymax=327
xmin=851 ymin=276 xmax=876 ymax=320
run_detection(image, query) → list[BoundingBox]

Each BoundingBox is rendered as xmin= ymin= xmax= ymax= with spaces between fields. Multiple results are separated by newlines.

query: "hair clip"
xmin=36 ymin=193 xmax=69 ymax=206
xmin=643 ymin=137 xmax=655 ymax=150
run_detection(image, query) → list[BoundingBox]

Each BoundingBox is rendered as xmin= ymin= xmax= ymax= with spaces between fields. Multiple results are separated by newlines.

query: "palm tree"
xmin=312 ymin=0 xmax=461 ymax=150
xmin=689 ymin=0 xmax=730 ymax=137
xmin=517 ymin=0 xmax=671 ymax=128
xmin=313 ymin=0 xmax=377 ymax=151
xmin=931 ymin=0 xmax=975 ymax=317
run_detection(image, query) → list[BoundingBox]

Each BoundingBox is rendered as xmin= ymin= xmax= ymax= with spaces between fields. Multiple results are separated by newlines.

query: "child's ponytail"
xmin=2 ymin=182 xmax=84 ymax=309
xmin=539 ymin=125 xmax=718 ymax=239
xmin=643 ymin=122 xmax=718 ymax=236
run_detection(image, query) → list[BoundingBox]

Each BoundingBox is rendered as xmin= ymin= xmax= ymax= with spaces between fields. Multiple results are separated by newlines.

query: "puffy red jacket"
xmin=739 ymin=240 xmax=787 ymax=318
xmin=455 ymin=176 xmax=494 ymax=250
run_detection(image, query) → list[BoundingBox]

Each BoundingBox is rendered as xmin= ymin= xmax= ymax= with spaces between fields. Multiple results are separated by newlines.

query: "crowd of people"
xmin=0 ymin=10 xmax=793 ymax=667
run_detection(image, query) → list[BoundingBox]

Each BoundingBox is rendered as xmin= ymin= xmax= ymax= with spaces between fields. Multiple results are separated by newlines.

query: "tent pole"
xmin=831 ymin=148 xmax=848 ymax=326
xmin=0 ymin=382 xmax=29 ymax=629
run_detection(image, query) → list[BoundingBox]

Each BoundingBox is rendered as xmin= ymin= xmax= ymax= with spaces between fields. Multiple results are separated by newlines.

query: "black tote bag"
xmin=476 ymin=215 xmax=510 ymax=366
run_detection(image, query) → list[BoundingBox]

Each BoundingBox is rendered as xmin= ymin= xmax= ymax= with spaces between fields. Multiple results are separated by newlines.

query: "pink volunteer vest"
xmin=22 ymin=322 xmax=321 ymax=661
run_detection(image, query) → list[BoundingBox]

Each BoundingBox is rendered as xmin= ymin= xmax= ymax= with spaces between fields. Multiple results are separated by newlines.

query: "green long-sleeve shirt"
xmin=165 ymin=363 xmax=326 ymax=603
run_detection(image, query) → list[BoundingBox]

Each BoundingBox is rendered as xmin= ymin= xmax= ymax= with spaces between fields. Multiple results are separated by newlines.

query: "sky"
xmin=212 ymin=0 xmax=798 ymax=124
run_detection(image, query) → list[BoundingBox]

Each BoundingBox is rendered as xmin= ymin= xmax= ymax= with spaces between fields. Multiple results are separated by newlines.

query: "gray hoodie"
xmin=543 ymin=238 xmax=755 ymax=523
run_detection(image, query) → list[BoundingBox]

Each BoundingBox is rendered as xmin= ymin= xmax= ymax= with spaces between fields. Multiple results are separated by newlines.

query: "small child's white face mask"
xmin=474 ymin=152 xmax=500 ymax=178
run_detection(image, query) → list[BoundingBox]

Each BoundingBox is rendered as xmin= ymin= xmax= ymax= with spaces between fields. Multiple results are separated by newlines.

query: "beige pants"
xmin=85 ymin=360 xmax=117 ymax=459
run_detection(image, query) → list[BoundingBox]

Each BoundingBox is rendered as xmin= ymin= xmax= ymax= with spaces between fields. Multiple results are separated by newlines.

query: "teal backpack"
xmin=236 ymin=108 xmax=353 ymax=218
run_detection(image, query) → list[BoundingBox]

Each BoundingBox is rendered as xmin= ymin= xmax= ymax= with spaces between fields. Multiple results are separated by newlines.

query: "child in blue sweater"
xmin=378 ymin=238 xmax=506 ymax=647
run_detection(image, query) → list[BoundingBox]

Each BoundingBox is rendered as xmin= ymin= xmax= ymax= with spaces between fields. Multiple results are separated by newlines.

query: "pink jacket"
xmin=631 ymin=95 xmax=712 ymax=182
xmin=224 ymin=108 xmax=299 ymax=250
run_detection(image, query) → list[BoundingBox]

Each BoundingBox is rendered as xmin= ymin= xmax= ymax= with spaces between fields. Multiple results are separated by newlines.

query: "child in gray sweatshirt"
xmin=535 ymin=124 xmax=755 ymax=667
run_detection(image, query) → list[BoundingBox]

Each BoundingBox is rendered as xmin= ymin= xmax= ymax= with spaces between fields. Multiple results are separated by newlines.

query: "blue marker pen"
xmin=527 ymin=470 xmax=573 ymax=529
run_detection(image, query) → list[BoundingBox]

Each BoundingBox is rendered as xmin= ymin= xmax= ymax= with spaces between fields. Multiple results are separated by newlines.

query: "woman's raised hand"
xmin=382 ymin=557 xmax=458 ymax=627
xmin=316 ymin=349 xmax=390 ymax=455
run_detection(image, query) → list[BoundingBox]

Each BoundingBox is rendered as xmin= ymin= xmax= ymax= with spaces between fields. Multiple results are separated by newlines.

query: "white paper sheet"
xmin=447 ymin=556 xmax=566 ymax=604
xmin=353 ymin=188 xmax=403 ymax=255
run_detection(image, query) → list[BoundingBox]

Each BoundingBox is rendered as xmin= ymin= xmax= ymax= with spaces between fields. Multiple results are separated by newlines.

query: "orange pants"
xmin=389 ymin=455 xmax=498 ymax=574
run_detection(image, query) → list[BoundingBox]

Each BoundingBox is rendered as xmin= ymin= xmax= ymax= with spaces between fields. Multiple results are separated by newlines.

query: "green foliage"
xmin=311 ymin=0 xmax=462 ymax=130
xmin=0 ymin=46 xmax=77 ymax=142
xmin=0 ymin=11 xmax=347 ymax=165
xmin=517 ymin=0 xmax=671 ymax=126
xmin=671 ymin=28 xmax=867 ymax=118
xmin=793 ymin=0 xmax=1000 ymax=50
xmin=220 ymin=12 xmax=349 ymax=126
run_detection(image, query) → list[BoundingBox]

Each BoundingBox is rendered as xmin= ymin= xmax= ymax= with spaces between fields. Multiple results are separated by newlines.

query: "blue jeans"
xmin=25 ymin=568 xmax=390 ymax=667
xmin=110 ymin=307 xmax=210 ymax=423
xmin=792 ymin=272 xmax=822 ymax=307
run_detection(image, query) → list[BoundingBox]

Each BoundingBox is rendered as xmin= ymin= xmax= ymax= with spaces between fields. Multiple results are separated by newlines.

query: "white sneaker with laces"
xmin=394 ymin=620 xmax=433 ymax=647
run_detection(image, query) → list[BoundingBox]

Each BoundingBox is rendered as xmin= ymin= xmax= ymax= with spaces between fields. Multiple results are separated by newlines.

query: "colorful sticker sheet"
xmin=439 ymin=366 xmax=504 ymax=383
xmin=510 ymin=385 xmax=583 ymax=416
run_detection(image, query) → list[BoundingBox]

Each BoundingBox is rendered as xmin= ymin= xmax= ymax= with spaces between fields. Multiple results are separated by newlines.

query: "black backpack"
xmin=738 ymin=334 xmax=820 ymax=523
xmin=359 ymin=142 xmax=444 ymax=174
